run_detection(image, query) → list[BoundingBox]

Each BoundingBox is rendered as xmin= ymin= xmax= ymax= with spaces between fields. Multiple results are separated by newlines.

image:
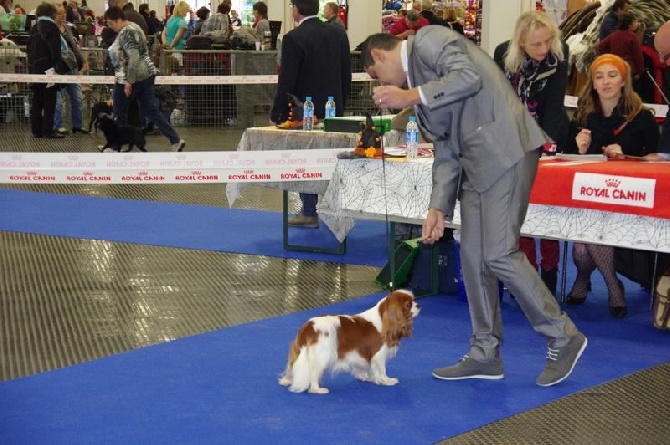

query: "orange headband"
xmin=590 ymin=54 xmax=629 ymax=79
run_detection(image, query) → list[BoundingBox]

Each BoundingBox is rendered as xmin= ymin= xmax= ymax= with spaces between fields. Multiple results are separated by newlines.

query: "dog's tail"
xmin=278 ymin=335 xmax=302 ymax=384
xmin=284 ymin=319 xmax=338 ymax=393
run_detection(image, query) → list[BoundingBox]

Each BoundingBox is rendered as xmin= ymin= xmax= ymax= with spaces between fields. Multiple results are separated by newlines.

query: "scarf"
xmin=37 ymin=16 xmax=69 ymax=54
xmin=507 ymin=52 xmax=558 ymax=122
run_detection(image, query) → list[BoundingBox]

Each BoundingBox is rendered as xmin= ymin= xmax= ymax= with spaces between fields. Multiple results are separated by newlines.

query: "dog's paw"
xmin=376 ymin=377 xmax=399 ymax=386
xmin=278 ymin=376 xmax=292 ymax=387
xmin=308 ymin=386 xmax=329 ymax=395
xmin=353 ymin=371 xmax=372 ymax=382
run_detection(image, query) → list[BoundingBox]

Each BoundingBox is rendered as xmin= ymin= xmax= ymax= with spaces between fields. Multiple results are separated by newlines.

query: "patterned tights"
xmin=569 ymin=243 xmax=625 ymax=307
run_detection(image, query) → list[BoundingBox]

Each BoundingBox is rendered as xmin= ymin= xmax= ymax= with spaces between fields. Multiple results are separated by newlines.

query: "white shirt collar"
xmin=401 ymin=40 xmax=409 ymax=76
xmin=298 ymin=15 xmax=318 ymax=26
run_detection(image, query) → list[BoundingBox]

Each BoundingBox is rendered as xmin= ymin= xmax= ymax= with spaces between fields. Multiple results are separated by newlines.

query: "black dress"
xmin=26 ymin=19 xmax=62 ymax=137
xmin=564 ymin=107 xmax=659 ymax=157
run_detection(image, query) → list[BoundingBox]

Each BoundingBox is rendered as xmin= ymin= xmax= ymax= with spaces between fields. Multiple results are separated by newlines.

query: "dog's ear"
xmin=380 ymin=293 xmax=414 ymax=346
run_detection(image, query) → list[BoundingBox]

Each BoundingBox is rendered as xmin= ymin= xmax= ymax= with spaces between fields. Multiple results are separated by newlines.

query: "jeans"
xmin=300 ymin=193 xmax=318 ymax=217
xmin=54 ymin=73 xmax=83 ymax=130
xmin=113 ymin=75 xmax=180 ymax=145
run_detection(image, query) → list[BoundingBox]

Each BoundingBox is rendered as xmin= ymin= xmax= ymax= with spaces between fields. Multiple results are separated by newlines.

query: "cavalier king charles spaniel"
xmin=279 ymin=289 xmax=420 ymax=394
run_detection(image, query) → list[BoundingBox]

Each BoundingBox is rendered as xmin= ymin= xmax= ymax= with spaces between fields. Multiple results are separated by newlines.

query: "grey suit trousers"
xmin=459 ymin=150 xmax=579 ymax=362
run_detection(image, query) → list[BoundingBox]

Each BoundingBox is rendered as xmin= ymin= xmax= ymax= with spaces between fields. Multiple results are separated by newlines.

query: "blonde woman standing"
xmin=162 ymin=1 xmax=190 ymax=52
xmin=493 ymin=11 xmax=570 ymax=297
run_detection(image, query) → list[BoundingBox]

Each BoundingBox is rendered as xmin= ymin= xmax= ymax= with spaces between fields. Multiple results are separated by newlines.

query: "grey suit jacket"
xmin=407 ymin=26 xmax=548 ymax=219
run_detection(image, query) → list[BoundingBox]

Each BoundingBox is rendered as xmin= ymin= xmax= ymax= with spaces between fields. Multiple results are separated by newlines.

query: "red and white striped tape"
xmin=0 ymin=72 xmax=373 ymax=85
xmin=0 ymin=149 xmax=344 ymax=184
xmin=4 ymin=72 xmax=665 ymax=118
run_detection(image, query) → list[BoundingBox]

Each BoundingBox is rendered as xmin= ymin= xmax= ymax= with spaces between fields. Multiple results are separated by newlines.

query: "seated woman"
xmin=563 ymin=54 xmax=659 ymax=318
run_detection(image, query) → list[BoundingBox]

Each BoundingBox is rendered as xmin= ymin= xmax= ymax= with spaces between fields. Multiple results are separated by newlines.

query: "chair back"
xmin=269 ymin=20 xmax=281 ymax=50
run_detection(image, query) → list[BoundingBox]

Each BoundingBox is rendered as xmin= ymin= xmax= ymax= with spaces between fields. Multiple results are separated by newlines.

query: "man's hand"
xmin=422 ymin=208 xmax=445 ymax=244
xmin=124 ymin=82 xmax=132 ymax=97
xmin=372 ymin=85 xmax=420 ymax=110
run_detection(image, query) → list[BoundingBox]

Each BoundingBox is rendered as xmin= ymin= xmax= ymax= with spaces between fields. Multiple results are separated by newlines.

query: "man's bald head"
xmin=655 ymin=20 xmax=670 ymax=65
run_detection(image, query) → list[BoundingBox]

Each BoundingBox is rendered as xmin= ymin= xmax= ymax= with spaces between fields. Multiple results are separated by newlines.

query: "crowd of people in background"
xmin=19 ymin=0 xmax=282 ymax=150
xmin=384 ymin=0 xmax=465 ymax=38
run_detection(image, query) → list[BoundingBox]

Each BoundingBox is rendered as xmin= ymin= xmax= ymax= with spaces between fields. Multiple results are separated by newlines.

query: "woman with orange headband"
xmin=563 ymin=53 xmax=659 ymax=317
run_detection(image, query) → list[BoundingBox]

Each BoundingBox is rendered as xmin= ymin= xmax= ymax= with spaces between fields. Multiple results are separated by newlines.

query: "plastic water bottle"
xmin=405 ymin=116 xmax=419 ymax=160
xmin=303 ymin=96 xmax=314 ymax=131
xmin=325 ymin=96 xmax=336 ymax=119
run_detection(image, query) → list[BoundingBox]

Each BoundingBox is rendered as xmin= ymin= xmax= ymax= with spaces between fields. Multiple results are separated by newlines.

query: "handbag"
xmin=60 ymin=47 xmax=78 ymax=73
xmin=409 ymin=234 xmax=459 ymax=295
xmin=653 ymin=270 xmax=670 ymax=330
xmin=375 ymin=238 xmax=421 ymax=290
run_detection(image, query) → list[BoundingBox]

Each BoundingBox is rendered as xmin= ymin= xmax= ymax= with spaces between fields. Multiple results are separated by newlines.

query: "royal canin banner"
xmin=530 ymin=157 xmax=670 ymax=219
xmin=0 ymin=150 xmax=340 ymax=184
xmin=0 ymin=72 xmax=373 ymax=86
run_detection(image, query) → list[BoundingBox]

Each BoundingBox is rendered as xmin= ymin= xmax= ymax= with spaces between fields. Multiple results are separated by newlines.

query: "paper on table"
xmin=383 ymin=147 xmax=406 ymax=157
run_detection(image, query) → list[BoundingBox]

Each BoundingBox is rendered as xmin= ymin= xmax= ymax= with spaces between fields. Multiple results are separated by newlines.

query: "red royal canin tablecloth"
xmin=530 ymin=158 xmax=670 ymax=219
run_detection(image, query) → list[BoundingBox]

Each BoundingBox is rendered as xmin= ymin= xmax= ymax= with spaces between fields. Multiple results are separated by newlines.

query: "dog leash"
xmin=377 ymin=106 xmax=396 ymax=291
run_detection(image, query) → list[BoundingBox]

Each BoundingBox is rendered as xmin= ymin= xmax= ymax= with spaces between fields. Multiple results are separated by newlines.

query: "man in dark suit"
xmin=270 ymin=0 xmax=351 ymax=228
xmin=361 ymin=28 xmax=586 ymax=387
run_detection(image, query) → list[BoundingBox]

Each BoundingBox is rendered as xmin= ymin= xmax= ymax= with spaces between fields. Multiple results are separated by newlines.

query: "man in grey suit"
xmin=361 ymin=28 xmax=587 ymax=387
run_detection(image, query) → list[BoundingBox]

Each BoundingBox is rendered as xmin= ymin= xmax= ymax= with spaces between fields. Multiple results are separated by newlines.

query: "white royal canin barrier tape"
xmin=2 ymin=73 xmax=665 ymax=117
xmin=0 ymin=72 xmax=372 ymax=85
xmin=0 ymin=149 xmax=343 ymax=184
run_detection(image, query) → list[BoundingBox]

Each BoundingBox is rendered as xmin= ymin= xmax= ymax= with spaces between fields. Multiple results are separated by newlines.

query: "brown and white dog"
xmin=279 ymin=289 xmax=420 ymax=394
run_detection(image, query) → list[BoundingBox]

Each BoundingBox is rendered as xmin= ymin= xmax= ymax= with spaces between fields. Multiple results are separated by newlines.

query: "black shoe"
xmin=72 ymin=128 xmax=90 ymax=134
xmin=44 ymin=132 xmax=66 ymax=139
xmin=609 ymin=306 xmax=628 ymax=318
xmin=32 ymin=133 xmax=43 ymax=138
xmin=565 ymin=294 xmax=587 ymax=305
xmin=608 ymin=280 xmax=626 ymax=318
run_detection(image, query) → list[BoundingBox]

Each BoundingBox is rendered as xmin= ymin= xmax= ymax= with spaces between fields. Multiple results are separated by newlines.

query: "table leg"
xmin=651 ymin=251 xmax=660 ymax=310
xmin=282 ymin=190 xmax=346 ymax=254
xmin=560 ymin=241 xmax=568 ymax=305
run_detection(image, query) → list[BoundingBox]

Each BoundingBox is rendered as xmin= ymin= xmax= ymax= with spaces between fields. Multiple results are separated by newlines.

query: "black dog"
xmin=96 ymin=113 xmax=147 ymax=152
xmin=88 ymin=101 xmax=114 ymax=133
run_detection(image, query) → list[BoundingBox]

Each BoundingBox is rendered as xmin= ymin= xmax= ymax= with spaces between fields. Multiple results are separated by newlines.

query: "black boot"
xmin=541 ymin=268 xmax=558 ymax=296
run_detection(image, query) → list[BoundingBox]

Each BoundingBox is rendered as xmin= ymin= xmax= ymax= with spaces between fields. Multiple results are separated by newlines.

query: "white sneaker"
xmin=171 ymin=139 xmax=185 ymax=152
xmin=102 ymin=147 xmax=117 ymax=153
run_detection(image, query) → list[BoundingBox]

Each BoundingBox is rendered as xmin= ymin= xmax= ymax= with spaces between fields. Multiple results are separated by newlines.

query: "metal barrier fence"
xmin=0 ymin=46 xmax=375 ymax=131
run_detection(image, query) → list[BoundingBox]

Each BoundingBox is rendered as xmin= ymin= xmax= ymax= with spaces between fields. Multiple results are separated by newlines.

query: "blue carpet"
xmin=0 ymin=189 xmax=388 ymax=266
xmin=1 ymin=289 xmax=668 ymax=445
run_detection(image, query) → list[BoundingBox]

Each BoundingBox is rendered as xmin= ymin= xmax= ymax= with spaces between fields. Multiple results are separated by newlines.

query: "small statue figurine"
xmin=354 ymin=113 xmax=383 ymax=158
